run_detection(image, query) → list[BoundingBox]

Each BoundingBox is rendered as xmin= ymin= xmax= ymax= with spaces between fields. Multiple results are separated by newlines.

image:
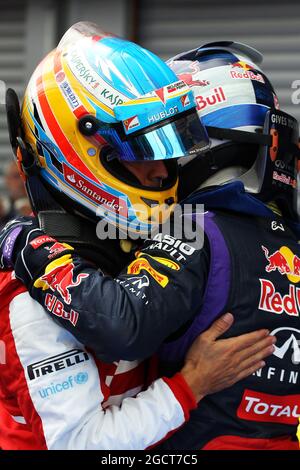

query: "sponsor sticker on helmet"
xmin=154 ymin=80 xmax=189 ymax=104
xmin=231 ymin=61 xmax=254 ymax=71
xmin=123 ymin=115 xmax=140 ymax=132
xmin=56 ymin=73 xmax=82 ymax=110
xmin=195 ymin=87 xmax=227 ymax=112
xmin=230 ymin=69 xmax=265 ymax=83
xmin=66 ymin=47 xmax=127 ymax=109
xmin=63 ymin=163 xmax=128 ymax=217
xmin=180 ymin=94 xmax=190 ymax=107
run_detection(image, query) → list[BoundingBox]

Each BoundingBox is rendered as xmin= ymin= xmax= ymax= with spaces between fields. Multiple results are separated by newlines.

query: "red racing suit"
xmin=0 ymin=227 xmax=208 ymax=449
xmin=0 ymin=270 xmax=197 ymax=450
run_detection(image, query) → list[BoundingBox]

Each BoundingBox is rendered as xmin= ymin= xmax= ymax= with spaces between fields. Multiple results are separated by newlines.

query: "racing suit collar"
xmin=183 ymin=181 xmax=300 ymax=238
xmin=184 ymin=181 xmax=274 ymax=218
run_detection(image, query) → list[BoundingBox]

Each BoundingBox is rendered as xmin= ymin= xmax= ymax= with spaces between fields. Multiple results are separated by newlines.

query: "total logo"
xmin=195 ymin=87 xmax=227 ymax=112
xmin=237 ymin=389 xmax=300 ymax=425
xmin=38 ymin=372 xmax=89 ymax=399
xmin=30 ymin=235 xmax=56 ymax=250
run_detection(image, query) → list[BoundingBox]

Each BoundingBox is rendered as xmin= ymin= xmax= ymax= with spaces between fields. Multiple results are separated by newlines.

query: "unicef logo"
xmin=74 ymin=372 xmax=89 ymax=384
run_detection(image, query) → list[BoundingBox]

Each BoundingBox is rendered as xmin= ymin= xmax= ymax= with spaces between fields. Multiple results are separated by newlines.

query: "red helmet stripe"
xmin=36 ymin=68 xmax=98 ymax=183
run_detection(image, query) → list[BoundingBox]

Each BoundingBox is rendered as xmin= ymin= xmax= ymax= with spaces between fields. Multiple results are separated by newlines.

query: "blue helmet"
xmin=168 ymin=41 xmax=300 ymax=220
xmin=7 ymin=22 xmax=209 ymax=237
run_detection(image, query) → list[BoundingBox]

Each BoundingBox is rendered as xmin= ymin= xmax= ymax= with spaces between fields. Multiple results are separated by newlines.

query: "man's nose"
xmin=148 ymin=160 xmax=168 ymax=181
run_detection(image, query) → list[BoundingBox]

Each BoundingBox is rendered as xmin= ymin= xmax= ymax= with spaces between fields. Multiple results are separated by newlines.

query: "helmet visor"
xmin=105 ymin=109 xmax=210 ymax=162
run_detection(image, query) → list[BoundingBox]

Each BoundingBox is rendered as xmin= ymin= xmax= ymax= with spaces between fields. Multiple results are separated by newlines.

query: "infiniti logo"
xmin=270 ymin=327 xmax=300 ymax=365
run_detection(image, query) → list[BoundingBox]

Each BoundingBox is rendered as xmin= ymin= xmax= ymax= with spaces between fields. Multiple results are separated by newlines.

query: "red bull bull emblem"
xmin=39 ymin=262 xmax=89 ymax=305
xmin=177 ymin=61 xmax=209 ymax=88
xmin=231 ymin=61 xmax=253 ymax=71
xmin=178 ymin=74 xmax=210 ymax=88
xmin=262 ymin=245 xmax=300 ymax=279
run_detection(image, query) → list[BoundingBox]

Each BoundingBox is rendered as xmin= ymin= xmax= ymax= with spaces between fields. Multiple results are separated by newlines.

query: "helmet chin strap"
xmin=198 ymin=166 xmax=249 ymax=190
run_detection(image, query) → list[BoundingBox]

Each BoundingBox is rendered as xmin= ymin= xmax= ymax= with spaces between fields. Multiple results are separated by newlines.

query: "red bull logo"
xmin=45 ymin=293 xmax=79 ymax=326
xmin=46 ymin=242 xmax=73 ymax=259
xmin=178 ymin=73 xmax=210 ymax=88
xmin=230 ymin=70 xmax=265 ymax=83
xmin=231 ymin=61 xmax=253 ymax=71
xmin=177 ymin=61 xmax=209 ymax=88
xmin=37 ymin=261 xmax=89 ymax=305
xmin=259 ymin=279 xmax=300 ymax=316
xmin=195 ymin=87 xmax=227 ymax=112
xmin=262 ymin=245 xmax=300 ymax=282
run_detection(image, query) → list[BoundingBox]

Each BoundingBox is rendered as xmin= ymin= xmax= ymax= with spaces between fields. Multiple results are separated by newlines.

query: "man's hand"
xmin=181 ymin=313 xmax=276 ymax=402
xmin=0 ymin=216 xmax=41 ymax=269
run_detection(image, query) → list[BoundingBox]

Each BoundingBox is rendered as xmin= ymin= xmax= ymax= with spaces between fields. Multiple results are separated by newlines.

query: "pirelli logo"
xmin=27 ymin=349 xmax=90 ymax=381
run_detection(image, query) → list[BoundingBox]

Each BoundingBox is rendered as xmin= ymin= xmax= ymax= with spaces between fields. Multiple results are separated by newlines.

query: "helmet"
xmin=168 ymin=41 xmax=300 ymax=220
xmin=6 ymin=22 xmax=209 ymax=236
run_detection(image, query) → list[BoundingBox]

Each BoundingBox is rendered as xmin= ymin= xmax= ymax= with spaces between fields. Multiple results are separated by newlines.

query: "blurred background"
xmin=0 ymin=0 xmax=299 ymax=224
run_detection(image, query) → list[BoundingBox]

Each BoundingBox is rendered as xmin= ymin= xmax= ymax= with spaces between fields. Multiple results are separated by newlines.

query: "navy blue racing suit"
xmin=12 ymin=181 xmax=300 ymax=449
